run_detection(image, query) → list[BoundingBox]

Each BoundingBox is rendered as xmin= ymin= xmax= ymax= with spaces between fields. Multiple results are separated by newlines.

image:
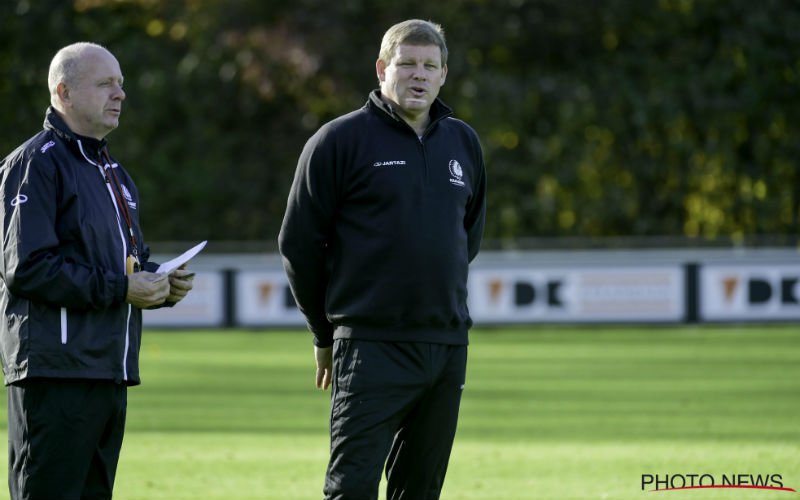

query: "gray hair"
xmin=379 ymin=19 xmax=448 ymax=67
xmin=48 ymin=42 xmax=108 ymax=105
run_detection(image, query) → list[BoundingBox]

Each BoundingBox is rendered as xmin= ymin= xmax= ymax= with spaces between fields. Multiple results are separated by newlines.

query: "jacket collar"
xmin=366 ymin=89 xmax=453 ymax=136
xmin=43 ymin=107 xmax=108 ymax=162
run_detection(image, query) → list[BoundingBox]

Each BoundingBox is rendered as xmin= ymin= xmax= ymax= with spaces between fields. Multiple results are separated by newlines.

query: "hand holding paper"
xmin=153 ymin=241 xmax=205 ymax=304
xmin=167 ymin=266 xmax=194 ymax=303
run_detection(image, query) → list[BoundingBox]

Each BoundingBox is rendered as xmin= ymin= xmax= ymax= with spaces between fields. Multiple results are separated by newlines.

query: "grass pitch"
xmin=0 ymin=326 xmax=798 ymax=499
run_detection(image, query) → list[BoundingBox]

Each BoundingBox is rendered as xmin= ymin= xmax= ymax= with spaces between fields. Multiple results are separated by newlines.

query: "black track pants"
xmin=7 ymin=378 xmax=127 ymax=500
xmin=324 ymin=339 xmax=467 ymax=500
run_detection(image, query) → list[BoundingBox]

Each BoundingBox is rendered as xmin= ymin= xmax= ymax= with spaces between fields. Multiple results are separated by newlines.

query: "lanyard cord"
xmin=101 ymin=148 xmax=138 ymax=257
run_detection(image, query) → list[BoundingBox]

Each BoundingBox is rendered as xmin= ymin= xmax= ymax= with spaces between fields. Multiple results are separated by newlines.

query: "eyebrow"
xmin=397 ymin=57 xmax=440 ymax=65
xmin=97 ymin=76 xmax=124 ymax=84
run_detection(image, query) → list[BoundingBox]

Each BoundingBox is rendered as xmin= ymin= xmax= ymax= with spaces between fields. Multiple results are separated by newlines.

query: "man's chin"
xmin=400 ymin=98 xmax=431 ymax=114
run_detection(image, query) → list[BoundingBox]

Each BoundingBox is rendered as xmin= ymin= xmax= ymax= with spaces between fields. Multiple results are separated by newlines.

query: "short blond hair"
xmin=379 ymin=19 xmax=448 ymax=67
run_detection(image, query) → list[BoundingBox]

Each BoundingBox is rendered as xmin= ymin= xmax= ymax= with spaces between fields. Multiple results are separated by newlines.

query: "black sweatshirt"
xmin=279 ymin=91 xmax=486 ymax=347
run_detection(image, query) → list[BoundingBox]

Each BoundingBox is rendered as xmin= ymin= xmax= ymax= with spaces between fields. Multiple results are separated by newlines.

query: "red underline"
xmin=650 ymin=485 xmax=797 ymax=493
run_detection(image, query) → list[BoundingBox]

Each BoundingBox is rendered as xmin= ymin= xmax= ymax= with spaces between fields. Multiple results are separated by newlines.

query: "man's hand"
xmin=126 ymin=271 xmax=170 ymax=308
xmin=167 ymin=266 xmax=195 ymax=303
xmin=314 ymin=345 xmax=333 ymax=390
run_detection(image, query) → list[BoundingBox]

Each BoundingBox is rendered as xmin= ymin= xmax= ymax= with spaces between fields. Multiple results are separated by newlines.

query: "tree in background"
xmin=1 ymin=0 xmax=798 ymax=246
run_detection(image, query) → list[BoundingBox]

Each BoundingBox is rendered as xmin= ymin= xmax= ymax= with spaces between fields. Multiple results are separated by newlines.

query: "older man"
xmin=0 ymin=42 xmax=194 ymax=500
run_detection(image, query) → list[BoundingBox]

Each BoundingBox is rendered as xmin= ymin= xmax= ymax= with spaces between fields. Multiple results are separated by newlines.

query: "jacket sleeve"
xmin=0 ymin=153 xmax=128 ymax=310
xmin=278 ymin=127 xmax=339 ymax=347
xmin=464 ymin=130 xmax=487 ymax=263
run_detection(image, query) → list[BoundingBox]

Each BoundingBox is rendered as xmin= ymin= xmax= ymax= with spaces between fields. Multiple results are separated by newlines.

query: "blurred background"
xmin=2 ymin=3 xmax=799 ymax=499
xmin=3 ymin=0 xmax=799 ymax=252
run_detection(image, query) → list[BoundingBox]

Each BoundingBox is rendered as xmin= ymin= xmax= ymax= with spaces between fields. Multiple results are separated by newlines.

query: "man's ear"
xmin=56 ymin=82 xmax=70 ymax=104
xmin=376 ymin=59 xmax=386 ymax=83
xmin=441 ymin=64 xmax=448 ymax=86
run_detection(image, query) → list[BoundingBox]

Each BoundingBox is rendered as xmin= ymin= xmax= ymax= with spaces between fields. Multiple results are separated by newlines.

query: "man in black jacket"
xmin=279 ymin=19 xmax=487 ymax=500
xmin=0 ymin=42 xmax=194 ymax=500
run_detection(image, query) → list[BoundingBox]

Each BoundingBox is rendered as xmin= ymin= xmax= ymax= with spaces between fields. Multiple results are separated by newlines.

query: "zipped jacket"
xmin=0 ymin=107 xmax=156 ymax=386
xmin=279 ymin=90 xmax=487 ymax=347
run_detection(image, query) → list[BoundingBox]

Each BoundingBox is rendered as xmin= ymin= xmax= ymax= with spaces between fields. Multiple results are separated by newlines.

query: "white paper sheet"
xmin=156 ymin=240 xmax=207 ymax=274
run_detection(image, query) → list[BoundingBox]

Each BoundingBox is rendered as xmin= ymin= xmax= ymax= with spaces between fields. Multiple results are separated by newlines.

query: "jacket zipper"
xmin=77 ymin=140 xmax=132 ymax=381
xmin=419 ymin=138 xmax=429 ymax=183
xmin=381 ymin=101 xmax=448 ymax=185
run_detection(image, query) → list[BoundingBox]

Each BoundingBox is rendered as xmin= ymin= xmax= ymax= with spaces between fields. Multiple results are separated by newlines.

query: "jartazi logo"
xmin=40 ymin=141 xmax=56 ymax=154
xmin=448 ymin=159 xmax=465 ymax=187
xmin=373 ymin=160 xmax=406 ymax=167
xmin=10 ymin=194 xmax=28 ymax=206
xmin=641 ymin=473 xmax=796 ymax=493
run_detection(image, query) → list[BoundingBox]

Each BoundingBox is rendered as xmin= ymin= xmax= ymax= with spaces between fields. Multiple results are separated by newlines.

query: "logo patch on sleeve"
xmin=40 ymin=141 xmax=56 ymax=154
xmin=10 ymin=194 xmax=28 ymax=206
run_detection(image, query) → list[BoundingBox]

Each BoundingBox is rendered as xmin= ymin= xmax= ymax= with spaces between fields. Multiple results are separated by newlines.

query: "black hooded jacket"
xmin=0 ymin=108 xmax=157 ymax=385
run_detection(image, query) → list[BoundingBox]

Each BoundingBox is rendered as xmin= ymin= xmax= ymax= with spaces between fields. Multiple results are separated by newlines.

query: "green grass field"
xmin=0 ymin=326 xmax=798 ymax=499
